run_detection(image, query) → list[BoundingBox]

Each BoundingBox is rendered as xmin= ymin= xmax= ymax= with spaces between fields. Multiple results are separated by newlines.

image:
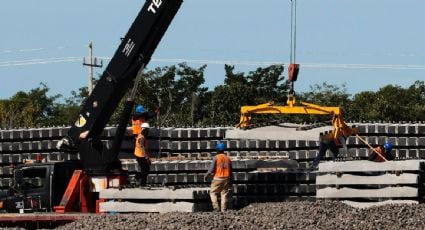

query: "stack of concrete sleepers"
xmin=346 ymin=122 xmax=425 ymax=160
xmin=121 ymin=158 xmax=314 ymax=208
xmin=0 ymin=122 xmax=424 ymax=206
xmin=123 ymin=158 xmax=300 ymax=184
xmin=316 ymin=160 xmax=425 ymax=208
xmin=224 ymin=122 xmax=425 ymax=168
xmin=231 ymin=170 xmax=316 ymax=207
xmin=0 ymin=127 xmax=78 ymax=192
xmin=0 ymin=127 xmax=77 ymax=163
xmin=98 ymin=187 xmax=211 ymax=213
xmin=117 ymin=126 xmax=230 ymax=158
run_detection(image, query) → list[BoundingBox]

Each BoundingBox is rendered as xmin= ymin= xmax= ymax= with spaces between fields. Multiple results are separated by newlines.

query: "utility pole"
xmin=83 ymin=42 xmax=103 ymax=95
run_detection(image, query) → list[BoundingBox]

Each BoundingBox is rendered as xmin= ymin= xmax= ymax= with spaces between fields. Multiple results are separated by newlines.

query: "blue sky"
xmin=1 ymin=0 xmax=424 ymax=100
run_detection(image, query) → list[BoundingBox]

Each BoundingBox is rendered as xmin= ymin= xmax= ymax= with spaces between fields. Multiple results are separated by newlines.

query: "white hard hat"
xmin=141 ymin=123 xmax=150 ymax=128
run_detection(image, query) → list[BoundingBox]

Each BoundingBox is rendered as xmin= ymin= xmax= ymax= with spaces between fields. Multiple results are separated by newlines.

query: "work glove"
xmin=56 ymin=140 xmax=64 ymax=150
xmin=56 ymin=138 xmax=69 ymax=150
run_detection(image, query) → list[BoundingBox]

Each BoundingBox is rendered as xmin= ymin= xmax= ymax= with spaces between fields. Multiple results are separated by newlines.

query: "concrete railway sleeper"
xmin=136 ymin=172 xmax=316 ymax=185
xmin=2 ymin=137 xmax=425 ymax=158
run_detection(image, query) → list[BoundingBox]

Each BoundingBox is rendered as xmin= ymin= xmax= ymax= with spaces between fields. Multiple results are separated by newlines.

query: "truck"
xmin=0 ymin=161 xmax=81 ymax=213
xmin=0 ymin=0 xmax=183 ymax=213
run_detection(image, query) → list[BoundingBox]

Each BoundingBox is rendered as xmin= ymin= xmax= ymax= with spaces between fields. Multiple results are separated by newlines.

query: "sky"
xmin=1 ymin=0 xmax=424 ymax=100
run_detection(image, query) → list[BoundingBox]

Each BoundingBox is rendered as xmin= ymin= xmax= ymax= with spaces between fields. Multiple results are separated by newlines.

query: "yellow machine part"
xmin=236 ymin=97 xmax=358 ymax=140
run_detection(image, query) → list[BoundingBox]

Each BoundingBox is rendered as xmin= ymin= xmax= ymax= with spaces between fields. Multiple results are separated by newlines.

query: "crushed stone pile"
xmin=56 ymin=201 xmax=425 ymax=230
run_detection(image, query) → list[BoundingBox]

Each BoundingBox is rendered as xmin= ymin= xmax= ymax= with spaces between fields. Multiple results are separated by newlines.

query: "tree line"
xmin=1 ymin=63 xmax=424 ymax=129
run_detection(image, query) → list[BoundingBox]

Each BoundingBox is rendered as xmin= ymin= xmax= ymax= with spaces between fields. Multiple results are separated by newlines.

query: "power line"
xmin=0 ymin=57 xmax=81 ymax=67
xmin=1 ymin=56 xmax=425 ymax=70
xmin=1 ymin=46 xmax=424 ymax=58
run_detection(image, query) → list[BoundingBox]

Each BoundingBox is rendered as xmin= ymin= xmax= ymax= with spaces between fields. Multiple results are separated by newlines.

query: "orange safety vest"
xmin=213 ymin=154 xmax=231 ymax=178
xmin=372 ymin=146 xmax=386 ymax=162
xmin=134 ymin=134 xmax=147 ymax=158
xmin=132 ymin=118 xmax=146 ymax=135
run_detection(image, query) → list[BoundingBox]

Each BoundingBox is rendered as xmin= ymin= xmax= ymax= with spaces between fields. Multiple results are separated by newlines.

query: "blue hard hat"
xmin=216 ymin=142 xmax=225 ymax=152
xmin=383 ymin=141 xmax=393 ymax=152
xmin=135 ymin=105 xmax=145 ymax=113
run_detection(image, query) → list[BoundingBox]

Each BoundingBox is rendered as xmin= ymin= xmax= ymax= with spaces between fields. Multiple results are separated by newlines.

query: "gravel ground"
xmin=53 ymin=201 xmax=425 ymax=230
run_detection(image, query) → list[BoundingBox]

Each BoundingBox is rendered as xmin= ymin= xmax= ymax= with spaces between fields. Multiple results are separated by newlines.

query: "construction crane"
xmin=0 ymin=0 xmax=183 ymax=214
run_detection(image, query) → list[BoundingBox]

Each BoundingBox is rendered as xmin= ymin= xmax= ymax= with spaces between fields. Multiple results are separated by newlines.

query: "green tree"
xmin=295 ymin=82 xmax=351 ymax=123
xmin=0 ymin=83 xmax=60 ymax=128
xmin=209 ymin=64 xmax=287 ymax=126
xmin=346 ymin=81 xmax=425 ymax=121
xmin=406 ymin=81 xmax=425 ymax=120
xmin=349 ymin=91 xmax=377 ymax=121
xmin=300 ymin=82 xmax=351 ymax=108
xmin=167 ymin=63 xmax=208 ymax=126
xmin=246 ymin=64 xmax=287 ymax=104
xmin=110 ymin=63 xmax=209 ymax=127
xmin=51 ymin=86 xmax=90 ymax=126
xmin=372 ymin=85 xmax=409 ymax=121
xmin=130 ymin=65 xmax=177 ymax=126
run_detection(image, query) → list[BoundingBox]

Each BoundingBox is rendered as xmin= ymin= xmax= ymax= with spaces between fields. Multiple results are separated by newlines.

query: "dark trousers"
xmin=136 ymin=157 xmax=150 ymax=186
xmin=312 ymin=140 xmax=339 ymax=168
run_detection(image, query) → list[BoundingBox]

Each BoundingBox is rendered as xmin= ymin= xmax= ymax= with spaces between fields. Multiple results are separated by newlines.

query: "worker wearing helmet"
xmin=134 ymin=122 xmax=151 ymax=187
xmin=204 ymin=142 xmax=232 ymax=212
xmin=131 ymin=104 xmax=158 ymax=135
xmin=368 ymin=141 xmax=394 ymax=162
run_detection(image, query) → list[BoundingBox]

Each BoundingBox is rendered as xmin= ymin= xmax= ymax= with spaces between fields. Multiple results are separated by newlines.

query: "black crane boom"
xmin=63 ymin=0 xmax=183 ymax=170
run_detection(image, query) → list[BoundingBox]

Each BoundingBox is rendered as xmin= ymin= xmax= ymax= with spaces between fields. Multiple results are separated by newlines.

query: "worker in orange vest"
xmin=369 ymin=141 xmax=394 ymax=162
xmin=131 ymin=104 xmax=158 ymax=135
xmin=134 ymin=122 xmax=151 ymax=187
xmin=311 ymin=125 xmax=357 ymax=169
xmin=204 ymin=142 xmax=232 ymax=212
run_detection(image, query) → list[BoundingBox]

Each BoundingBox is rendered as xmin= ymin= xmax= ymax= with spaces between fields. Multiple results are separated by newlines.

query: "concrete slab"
xmin=99 ymin=187 xmax=210 ymax=200
xmin=316 ymin=187 xmax=419 ymax=198
xmin=316 ymin=173 xmax=419 ymax=185
xmin=342 ymin=200 xmax=418 ymax=209
xmin=244 ymin=159 xmax=299 ymax=169
xmin=99 ymin=201 xmax=209 ymax=213
xmin=226 ymin=124 xmax=334 ymax=141
xmin=318 ymin=160 xmax=425 ymax=173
